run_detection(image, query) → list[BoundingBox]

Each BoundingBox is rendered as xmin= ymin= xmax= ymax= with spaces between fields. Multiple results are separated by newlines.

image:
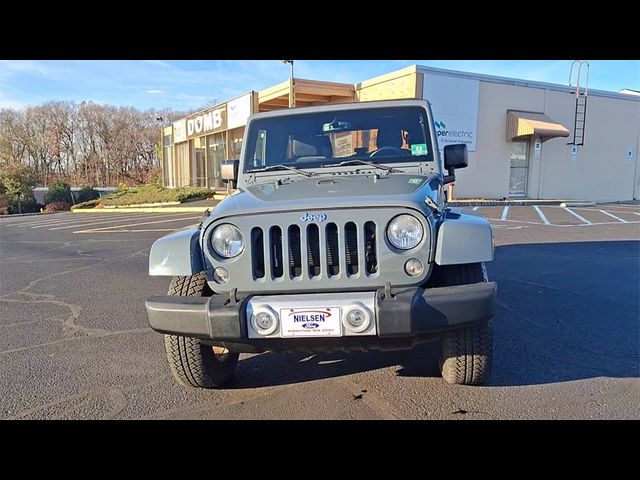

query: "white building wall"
xmin=539 ymin=91 xmax=640 ymax=201
xmin=419 ymin=67 xmax=640 ymax=201
xmin=452 ymin=82 xmax=546 ymax=199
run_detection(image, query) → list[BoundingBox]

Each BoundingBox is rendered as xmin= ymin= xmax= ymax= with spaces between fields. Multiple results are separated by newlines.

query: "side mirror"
xmin=221 ymin=159 xmax=239 ymax=183
xmin=443 ymin=144 xmax=468 ymax=184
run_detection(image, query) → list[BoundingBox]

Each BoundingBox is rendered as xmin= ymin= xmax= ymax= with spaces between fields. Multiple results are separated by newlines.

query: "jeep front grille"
xmin=204 ymin=208 xmax=433 ymax=294
xmin=250 ymin=221 xmax=378 ymax=280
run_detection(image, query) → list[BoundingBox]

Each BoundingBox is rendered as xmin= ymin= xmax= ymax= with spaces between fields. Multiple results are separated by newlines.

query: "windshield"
xmin=244 ymin=106 xmax=433 ymax=173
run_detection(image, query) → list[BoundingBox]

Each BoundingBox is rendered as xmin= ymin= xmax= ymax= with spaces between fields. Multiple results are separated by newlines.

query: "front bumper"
xmin=146 ymin=282 xmax=496 ymax=352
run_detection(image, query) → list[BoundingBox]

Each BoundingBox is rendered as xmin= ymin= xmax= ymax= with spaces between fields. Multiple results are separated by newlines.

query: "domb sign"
xmin=186 ymin=107 xmax=226 ymax=138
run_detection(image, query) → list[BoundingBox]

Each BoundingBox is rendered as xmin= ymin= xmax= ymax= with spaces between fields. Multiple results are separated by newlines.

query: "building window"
xmin=207 ymin=132 xmax=226 ymax=189
xmin=190 ymin=137 xmax=207 ymax=188
xmin=232 ymin=137 xmax=243 ymax=158
xmin=509 ymin=140 xmax=530 ymax=196
xmin=175 ymin=142 xmax=189 ymax=188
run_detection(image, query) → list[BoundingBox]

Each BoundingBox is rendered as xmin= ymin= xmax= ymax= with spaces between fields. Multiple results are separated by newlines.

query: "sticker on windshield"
xmin=411 ymin=143 xmax=428 ymax=156
xmin=408 ymin=178 xmax=423 ymax=185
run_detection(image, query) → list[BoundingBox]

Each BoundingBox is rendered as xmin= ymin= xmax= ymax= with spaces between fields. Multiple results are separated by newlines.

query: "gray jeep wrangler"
xmin=146 ymin=99 xmax=496 ymax=388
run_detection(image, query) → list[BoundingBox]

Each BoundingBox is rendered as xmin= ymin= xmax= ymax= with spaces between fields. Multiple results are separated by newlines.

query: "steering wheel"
xmin=369 ymin=146 xmax=409 ymax=158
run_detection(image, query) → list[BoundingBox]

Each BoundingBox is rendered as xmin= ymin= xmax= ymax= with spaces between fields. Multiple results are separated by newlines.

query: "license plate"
xmin=280 ymin=307 xmax=342 ymax=337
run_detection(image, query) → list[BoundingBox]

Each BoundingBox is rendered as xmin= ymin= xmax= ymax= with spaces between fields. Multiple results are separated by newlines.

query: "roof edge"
xmin=413 ymin=64 xmax=640 ymax=102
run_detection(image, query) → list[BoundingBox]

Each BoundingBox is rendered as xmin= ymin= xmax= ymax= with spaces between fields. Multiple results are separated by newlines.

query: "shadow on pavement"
xmin=228 ymin=240 xmax=639 ymax=389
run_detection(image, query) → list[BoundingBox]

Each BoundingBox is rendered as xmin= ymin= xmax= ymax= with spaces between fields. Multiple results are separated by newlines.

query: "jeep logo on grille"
xmin=300 ymin=213 xmax=327 ymax=222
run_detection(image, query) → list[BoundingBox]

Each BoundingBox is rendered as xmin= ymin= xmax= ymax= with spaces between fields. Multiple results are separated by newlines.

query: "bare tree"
xmin=0 ymin=101 xmax=190 ymax=188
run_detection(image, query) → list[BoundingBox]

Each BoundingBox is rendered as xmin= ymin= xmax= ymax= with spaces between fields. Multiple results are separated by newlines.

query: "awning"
xmin=506 ymin=110 xmax=570 ymax=142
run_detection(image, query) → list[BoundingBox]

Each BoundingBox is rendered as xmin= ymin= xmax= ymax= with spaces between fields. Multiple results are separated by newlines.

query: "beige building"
xmin=162 ymin=64 xmax=640 ymax=201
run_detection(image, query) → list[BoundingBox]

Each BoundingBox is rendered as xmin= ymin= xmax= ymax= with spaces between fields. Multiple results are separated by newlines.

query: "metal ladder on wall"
xmin=568 ymin=60 xmax=590 ymax=146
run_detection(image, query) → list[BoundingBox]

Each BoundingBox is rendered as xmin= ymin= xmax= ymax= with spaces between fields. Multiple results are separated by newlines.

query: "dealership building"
xmin=161 ymin=64 xmax=640 ymax=201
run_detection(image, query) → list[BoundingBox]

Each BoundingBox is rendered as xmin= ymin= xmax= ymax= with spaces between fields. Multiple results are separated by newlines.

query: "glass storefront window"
xmin=207 ymin=133 xmax=226 ymax=189
xmin=191 ymin=137 xmax=207 ymax=188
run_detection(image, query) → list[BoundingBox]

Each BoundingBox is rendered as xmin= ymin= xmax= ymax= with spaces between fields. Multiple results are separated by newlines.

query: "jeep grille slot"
xmin=270 ymin=226 xmax=283 ymax=278
xmin=307 ymin=224 xmax=321 ymax=277
xmin=345 ymin=222 xmax=359 ymax=276
xmin=364 ymin=221 xmax=378 ymax=274
xmin=326 ymin=223 xmax=339 ymax=276
xmin=288 ymin=225 xmax=302 ymax=278
xmin=251 ymin=227 xmax=265 ymax=279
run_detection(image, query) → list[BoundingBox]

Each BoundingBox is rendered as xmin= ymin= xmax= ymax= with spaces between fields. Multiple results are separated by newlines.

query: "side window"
xmin=252 ymin=129 xmax=267 ymax=168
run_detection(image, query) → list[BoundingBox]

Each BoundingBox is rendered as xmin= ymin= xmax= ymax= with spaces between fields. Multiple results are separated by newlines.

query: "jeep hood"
xmin=211 ymin=174 xmax=440 ymax=219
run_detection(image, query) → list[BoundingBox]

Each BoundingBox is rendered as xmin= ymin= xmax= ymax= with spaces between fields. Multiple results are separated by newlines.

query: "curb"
xmin=72 ymin=206 xmax=214 ymax=214
xmin=0 ymin=211 xmax=55 ymax=218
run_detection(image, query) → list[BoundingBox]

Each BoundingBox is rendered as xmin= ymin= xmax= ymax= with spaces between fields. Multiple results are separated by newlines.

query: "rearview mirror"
xmin=221 ymin=159 xmax=239 ymax=182
xmin=322 ymin=118 xmax=352 ymax=133
xmin=443 ymin=144 xmax=468 ymax=185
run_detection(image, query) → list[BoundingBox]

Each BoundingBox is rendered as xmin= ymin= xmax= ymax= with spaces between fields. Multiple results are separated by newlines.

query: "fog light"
xmin=255 ymin=312 xmax=273 ymax=330
xmin=213 ymin=267 xmax=229 ymax=284
xmin=342 ymin=303 xmax=371 ymax=333
xmin=404 ymin=258 xmax=424 ymax=277
xmin=250 ymin=307 xmax=278 ymax=336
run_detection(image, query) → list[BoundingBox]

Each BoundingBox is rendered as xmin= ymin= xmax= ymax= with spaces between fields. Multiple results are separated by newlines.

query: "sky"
xmin=0 ymin=60 xmax=638 ymax=111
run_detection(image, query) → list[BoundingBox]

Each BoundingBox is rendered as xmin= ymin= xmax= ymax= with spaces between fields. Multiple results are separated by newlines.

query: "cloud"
xmin=146 ymin=89 xmax=164 ymax=94
xmin=0 ymin=60 xmax=49 ymax=76
xmin=142 ymin=60 xmax=172 ymax=68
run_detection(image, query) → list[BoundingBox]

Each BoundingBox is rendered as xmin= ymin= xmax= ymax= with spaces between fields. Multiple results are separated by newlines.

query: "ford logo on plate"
xmin=302 ymin=322 xmax=319 ymax=329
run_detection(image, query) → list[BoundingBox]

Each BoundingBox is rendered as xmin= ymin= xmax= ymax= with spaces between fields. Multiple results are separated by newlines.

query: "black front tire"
xmin=437 ymin=263 xmax=493 ymax=385
xmin=163 ymin=273 xmax=239 ymax=389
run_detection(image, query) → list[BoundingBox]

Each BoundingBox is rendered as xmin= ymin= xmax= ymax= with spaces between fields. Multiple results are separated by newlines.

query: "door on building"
xmin=509 ymin=140 xmax=530 ymax=196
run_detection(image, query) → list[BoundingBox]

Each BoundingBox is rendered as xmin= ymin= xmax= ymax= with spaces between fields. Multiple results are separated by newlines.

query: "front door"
xmin=509 ymin=140 xmax=530 ymax=196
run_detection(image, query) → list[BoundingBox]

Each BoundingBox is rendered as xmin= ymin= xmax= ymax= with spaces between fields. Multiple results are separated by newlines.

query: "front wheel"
xmin=163 ymin=274 xmax=239 ymax=389
xmin=164 ymin=334 xmax=239 ymax=389
xmin=436 ymin=263 xmax=492 ymax=385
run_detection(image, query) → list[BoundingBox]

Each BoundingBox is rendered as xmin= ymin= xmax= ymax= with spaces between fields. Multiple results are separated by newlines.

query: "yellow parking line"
xmin=74 ymin=216 xmax=200 ymax=234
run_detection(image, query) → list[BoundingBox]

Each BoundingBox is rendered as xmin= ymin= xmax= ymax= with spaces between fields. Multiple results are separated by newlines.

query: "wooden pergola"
xmin=258 ymin=78 xmax=355 ymax=111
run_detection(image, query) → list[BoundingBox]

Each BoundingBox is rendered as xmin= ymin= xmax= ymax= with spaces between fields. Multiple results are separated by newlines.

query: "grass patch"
xmin=72 ymin=184 xmax=212 ymax=209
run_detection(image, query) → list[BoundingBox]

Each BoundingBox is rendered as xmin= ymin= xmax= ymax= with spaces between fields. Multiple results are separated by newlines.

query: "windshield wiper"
xmin=329 ymin=159 xmax=403 ymax=173
xmin=247 ymin=164 xmax=315 ymax=177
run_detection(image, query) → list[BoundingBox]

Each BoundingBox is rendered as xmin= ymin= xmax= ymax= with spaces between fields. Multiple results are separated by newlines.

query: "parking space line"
xmin=74 ymin=216 xmax=201 ymax=234
xmin=47 ymin=213 xmax=197 ymax=231
xmin=564 ymin=207 xmax=592 ymax=224
xmin=501 ymin=206 xmax=509 ymax=220
xmin=472 ymin=206 xmax=480 ymax=211
xmin=81 ymin=228 xmax=195 ymax=233
xmin=597 ymin=210 xmax=629 ymax=223
xmin=0 ymin=213 xmax=67 ymax=223
xmin=29 ymin=213 xmax=150 ymax=229
xmin=3 ymin=215 xmax=70 ymax=227
xmin=533 ymin=206 xmax=550 ymax=225
xmin=486 ymin=217 xmax=543 ymax=225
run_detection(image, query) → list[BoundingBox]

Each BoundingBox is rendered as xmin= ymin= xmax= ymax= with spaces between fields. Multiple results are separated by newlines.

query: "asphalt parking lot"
xmin=0 ymin=205 xmax=638 ymax=419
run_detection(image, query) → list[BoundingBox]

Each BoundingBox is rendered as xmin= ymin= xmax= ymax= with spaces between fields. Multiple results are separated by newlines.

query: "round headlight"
xmin=211 ymin=224 xmax=244 ymax=258
xmin=387 ymin=214 xmax=423 ymax=250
